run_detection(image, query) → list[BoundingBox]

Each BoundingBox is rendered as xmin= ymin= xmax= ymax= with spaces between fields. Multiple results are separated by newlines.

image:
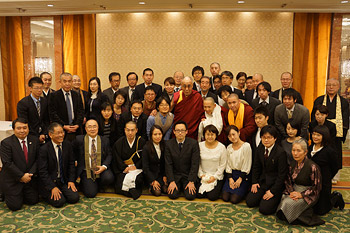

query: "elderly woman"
xmin=276 ymin=139 xmax=324 ymax=226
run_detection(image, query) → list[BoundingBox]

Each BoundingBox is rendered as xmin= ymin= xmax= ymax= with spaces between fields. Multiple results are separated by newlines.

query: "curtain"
xmin=293 ymin=13 xmax=332 ymax=112
xmin=63 ymin=14 xmax=96 ymax=91
xmin=0 ymin=16 xmax=25 ymax=121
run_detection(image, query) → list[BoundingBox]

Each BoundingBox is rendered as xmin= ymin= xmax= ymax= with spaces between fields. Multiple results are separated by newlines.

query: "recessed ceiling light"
xmin=341 ymin=0 xmax=348 ymax=3
xmin=238 ymin=1 xmax=245 ymax=3
xmin=139 ymin=1 xmax=146 ymax=4
xmin=47 ymin=4 xmax=54 ymax=7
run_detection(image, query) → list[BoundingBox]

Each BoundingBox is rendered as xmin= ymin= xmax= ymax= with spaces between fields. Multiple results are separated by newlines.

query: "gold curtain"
xmin=63 ymin=14 xmax=96 ymax=91
xmin=0 ymin=16 xmax=25 ymax=121
xmin=293 ymin=13 xmax=332 ymax=111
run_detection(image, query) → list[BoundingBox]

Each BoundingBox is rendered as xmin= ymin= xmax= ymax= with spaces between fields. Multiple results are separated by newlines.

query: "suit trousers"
xmin=168 ymin=178 xmax=197 ymax=200
xmin=245 ymin=183 xmax=282 ymax=215
xmin=80 ymin=169 xmax=114 ymax=198
xmin=5 ymin=181 xmax=39 ymax=211
xmin=42 ymin=180 xmax=80 ymax=208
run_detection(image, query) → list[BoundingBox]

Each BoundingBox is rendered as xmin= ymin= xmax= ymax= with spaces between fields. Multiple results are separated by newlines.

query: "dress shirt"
xmin=18 ymin=137 xmax=28 ymax=150
xmin=88 ymin=136 xmax=107 ymax=170
xmin=259 ymin=96 xmax=270 ymax=104
xmin=153 ymin=143 xmax=161 ymax=159
xmin=264 ymin=144 xmax=275 ymax=158
xmin=256 ymin=128 xmax=261 ymax=147
xmin=51 ymin=141 xmax=62 ymax=178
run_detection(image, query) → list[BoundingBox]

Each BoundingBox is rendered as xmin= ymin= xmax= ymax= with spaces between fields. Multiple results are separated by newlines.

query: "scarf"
xmin=154 ymin=112 xmax=174 ymax=135
xmin=323 ymin=94 xmax=343 ymax=137
xmin=228 ymin=102 xmax=245 ymax=130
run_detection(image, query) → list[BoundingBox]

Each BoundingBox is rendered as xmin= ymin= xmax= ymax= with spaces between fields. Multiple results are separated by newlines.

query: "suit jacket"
xmin=274 ymin=103 xmax=310 ymax=140
xmin=74 ymin=89 xmax=89 ymax=112
xmin=0 ymin=135 xmax=40 ymax=195
xmin=133 ymin=83 xmax=163 ymax=101
xmin=49 ymin=89 xmax=84 ymax=128
xmin=244 ymin=89 xmax=258 ymax=106
xmin=311 ymin=94 xmax=349 ymax=141
xmin=142 ymin=141 xmax=166 ymax=184
xmin=117 ymin=111 xmax=148 ymax=140
xmin=165 ymin=137 xmax=200 ymax=183
xmin=73 ymin=135 xmax=112 ymax=178
xmin=38 ymin=140 xmax=76 ymax=191
xmin=251 ymin=96 xmax=281 ymax=125
xmin=103 ymin=87 xmax=118 ymax=105
xmin=17 ymin=95 xmax=50 ymax=137
xmin=120 ymin=86 xmax=134 ymax=110
xmin=252 ymin=143 xmax=288 ymax=195
xmin=85 ymin=92 xmax=109 ymax=120
xmin=272 ymin=88 xmax=303 ymax=105
xmin=200 ymin=91 xmax=218 ymax=104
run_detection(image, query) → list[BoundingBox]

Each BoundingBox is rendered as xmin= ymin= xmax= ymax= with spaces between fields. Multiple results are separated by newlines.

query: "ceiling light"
xmin=47 ymin=4 xmax=54 ymax=7
xmin=238 ymin=1 xmax=245 ymax=3
xmin=341 ymin=0 xmax=348 ymax=3
xmin=139 ymin=1 xmax=146 ymax=4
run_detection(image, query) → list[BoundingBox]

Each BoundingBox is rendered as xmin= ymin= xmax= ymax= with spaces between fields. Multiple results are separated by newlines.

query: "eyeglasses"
xmin=86 ymin=125 xmax=98 ymax=129
xmin=174 ymin=129 xmax=186 ymax=133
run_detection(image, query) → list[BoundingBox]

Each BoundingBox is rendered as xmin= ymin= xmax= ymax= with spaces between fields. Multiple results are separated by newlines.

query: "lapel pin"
xmin=29 ymin=142 xmax=32 ymax=145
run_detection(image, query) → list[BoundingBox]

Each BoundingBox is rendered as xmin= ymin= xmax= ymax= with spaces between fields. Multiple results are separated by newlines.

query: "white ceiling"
xmin=0 ymin=0 xmax=349 ymax=16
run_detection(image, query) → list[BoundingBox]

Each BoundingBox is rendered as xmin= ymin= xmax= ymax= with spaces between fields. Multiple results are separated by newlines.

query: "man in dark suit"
xmin=49 ymin=72 xmax=84 ymax=141
xmin=221 ymin=71 xmax=244 ymax=99
xmin=0 ymin=118 xmax=40 ymax=211
xmin=209 ymin=62 xmax=221 ymax=92
xmin=72 ymin=75 xmax=88 ymax=112
xmin=133 ymin=68 xmax=162 ymax=101
xmin=244 ymin=73 xmax=263 ymax=105
xmin=38 ymin=122 xmax=79 ymax=208
xmin=17 ymin=77 xmax=50 ymax=144
xmin=121 ymin=72 xmax=138 ymax=110
xmin=251 ymin=82 xmax=281 ymax=125
xmin=199 ymin=76 xmax=218 ymax=104
xmin=103 ymin=72 xmax=121 ymax=104
xmin=118 ymin=100 xmax=148 ymax=140
xmin=251 ymin=106 xmax=270 ymax=162
xmin=192 ymin=65 xmax=204 ymax=92
xmin=246 ymin=125 xmax=288 ymax=215
xmin=74 ymin=119 xmax=114 ymax=198
xmin=274 ymin=88 xmax=310 ymax=140
xmin=165 ymin=120 xmax=200 ymax=200
xmin=40 ymin=72 xmax=55 ymax=98
xmin=272 ymin=72 xmax=303 ymax=105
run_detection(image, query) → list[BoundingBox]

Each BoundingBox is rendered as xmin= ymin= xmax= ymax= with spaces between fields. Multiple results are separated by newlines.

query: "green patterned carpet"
xmin=0 ymin=197 xmax=349 ymax=232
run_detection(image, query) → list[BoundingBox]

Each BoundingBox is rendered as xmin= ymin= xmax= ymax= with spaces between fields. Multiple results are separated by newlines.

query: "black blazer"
xmin=49 ymin=89 xmax=84 ymax=127
xmin=117 ymin=111 xmax=148 ymax=140
xmin=272 ymin=88 xmax=303 ymax=105
xmin=232 ymin=87 xmax=244 ymax=100
xmin=73 ymin=135 xmax=112 ymax=177
xmin=142 ymin=141 xmax=166 ymax=184
xmin=0 ymin=135 xmax=40 ymax=195
xmin=244 ymin=89 xmax=257 ymax=106
xmin=85 ymin=92 xmax=109 ymax=120
xmin=251 ymin=143 xmax=288 ymax=195
xmin=164 ymin=137 xmax=200 ymax=183
xmin=102 ymin=87 xmax=117 ymax=105
xmin=200 ymin=91 xmax=218 ymax=104
xmin=38 ymin=140 xmax=76 ymax=191
xmin=251 ymin=97 xmax=281 ymax=125
xmin=133 ymin=83 xmax=163 ymax=101
xmin=120 ymin=86 xmax=133 ymax=110
xmin=17 ymin=95 xmax=50 ymax=137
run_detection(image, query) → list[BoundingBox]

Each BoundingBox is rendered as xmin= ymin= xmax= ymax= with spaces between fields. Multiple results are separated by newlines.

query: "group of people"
xmin=0 ymin=63 xmax=348 ymax=226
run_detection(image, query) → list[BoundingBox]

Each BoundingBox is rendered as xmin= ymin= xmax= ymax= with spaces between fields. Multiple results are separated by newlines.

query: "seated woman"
xmin=112 ymin=121 xmax=146 ymax=200
xmin=308 ymin=125 xmax=344 ymax=215
xmin=142 ymin=86 xmax=157 ymax=116
xmin=197 ymin=125 xmax=227 ymax=201
xmin=146 ymin=96 xmax=174 ymax=140
xmin=163 ymin=77 xmax=175 ymax=102
xmin=309 ymin=105 xmax=336 ymax=144
xmin=112 ymin=90 xmax=128 ymax=122
xmin=142 ymin=125 xmax=168 ymax=196
xmin=277 ymin=139 xmax=324 ymax=226
xmin=281 ymin=120 xmax=302 ymax=165
xmin=86 ymin=77 xmax=109 ymax=120
xmin=98 ymin=102 xmax=118 ymax=147
xmin=222 ymin=125 xmax=252 ymax=204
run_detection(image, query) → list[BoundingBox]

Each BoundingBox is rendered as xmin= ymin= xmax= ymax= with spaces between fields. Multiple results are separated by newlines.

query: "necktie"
xmin=179 ymin=142 xmax=183 ymax=151
xmin=57 ymin=145 xmax=65 ymax=183
xmin=261 ymin=101 xmax=267 ymax=106
xmin=65 ymin=92 xmax=73 ymax=124
xmin=287 ymin=109 xmax=293 ymax=119
xmin=22 ymin=140 xmax=28 ymax=163
xmin=264 ymin=148 xmax=269 ymax=160
xmin=91 ymin=139 xmax=97 ymax=171
xmin=133 ymin=117 xmax=138 ymax=123
xmin=130 ymin=88 xmax=135 ymax=100
xmin=36 ymin=100 xmax=41 ymax=117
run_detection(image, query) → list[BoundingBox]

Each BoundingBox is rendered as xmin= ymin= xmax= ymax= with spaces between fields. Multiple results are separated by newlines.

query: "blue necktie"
xmin=65 ymin=92 xmax=73 ymax=124
xmin=57 ymin=145 xmax=65 ymax=183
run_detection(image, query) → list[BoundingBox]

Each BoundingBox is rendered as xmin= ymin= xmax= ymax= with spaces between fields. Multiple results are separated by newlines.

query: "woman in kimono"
xmin=112 ymin=121 xmax=146 ymax=200
xmin=277 ymin=139 xmax=324 ymax=226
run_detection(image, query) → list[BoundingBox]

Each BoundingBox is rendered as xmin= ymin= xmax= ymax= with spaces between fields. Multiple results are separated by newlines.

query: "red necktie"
xmin=264 ymin=148 xmax=269 ymax=160
xmin=22 ymin=140 xmax=28 ymax=163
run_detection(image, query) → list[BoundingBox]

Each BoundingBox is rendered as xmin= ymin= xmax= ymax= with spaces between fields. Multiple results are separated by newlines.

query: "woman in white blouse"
xmin=222 ymin=125 xmax=252 ymax=204
xmin=197 ymin=125 xmax=227 ymax=201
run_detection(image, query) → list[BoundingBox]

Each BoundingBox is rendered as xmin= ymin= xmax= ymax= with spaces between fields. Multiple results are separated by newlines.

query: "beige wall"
xmin=96 ymin=12 xmax=293 ymax=91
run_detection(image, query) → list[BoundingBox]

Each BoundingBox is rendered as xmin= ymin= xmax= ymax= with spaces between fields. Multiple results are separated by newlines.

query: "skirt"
xmin=222 ymin=170 xmax=249 ymax=197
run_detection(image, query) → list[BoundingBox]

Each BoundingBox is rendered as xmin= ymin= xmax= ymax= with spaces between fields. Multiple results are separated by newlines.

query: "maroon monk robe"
xmin=173 ymin=89 xmax=204 ymax=139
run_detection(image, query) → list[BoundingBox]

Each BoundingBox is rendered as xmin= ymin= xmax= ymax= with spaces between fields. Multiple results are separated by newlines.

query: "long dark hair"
xmin=145 ymin=125 xmax=165 ymax=159
xmin=88 ymin=77 xmax=102 ymax=97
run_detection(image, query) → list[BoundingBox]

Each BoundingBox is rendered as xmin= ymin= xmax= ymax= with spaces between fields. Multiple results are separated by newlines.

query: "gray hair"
xmin=292 ymin=138 xmax=308 ymax=152
xmin=60 ymin=72 xmax=73 ymax=80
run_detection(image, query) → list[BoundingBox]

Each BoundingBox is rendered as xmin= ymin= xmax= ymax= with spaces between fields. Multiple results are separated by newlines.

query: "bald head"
xmin=253 ymin=73 xmax=264 ymax=89
xmin=326 ymin=78 xmax=340 ymax=97
xmin=181 ymin=76 xmax=193 ymax=96
xmin=203 ymin=97 xmax=216 ymax=115
xmin=173 ymin=71 xmax=184 ymax=86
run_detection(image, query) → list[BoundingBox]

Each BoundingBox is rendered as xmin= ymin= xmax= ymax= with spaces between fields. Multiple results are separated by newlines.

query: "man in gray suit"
xmin=274 ymin=88 xmax=310 ymax=140
xmin=120 ymin=72 xmax=138 ymax=110
xmin=103 ymin=72 xmax=121 ymax=104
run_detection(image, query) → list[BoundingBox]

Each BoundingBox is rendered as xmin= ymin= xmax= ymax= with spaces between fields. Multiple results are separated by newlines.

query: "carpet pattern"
xmin=0 ymin=197 xmax=349 ymax=232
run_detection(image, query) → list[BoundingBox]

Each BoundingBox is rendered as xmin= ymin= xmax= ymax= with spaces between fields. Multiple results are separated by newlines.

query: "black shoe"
xmin=337 ymin=192 xmax=345 ymax=210
xmin=0 ymin=193 xmax=4 ymax=202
